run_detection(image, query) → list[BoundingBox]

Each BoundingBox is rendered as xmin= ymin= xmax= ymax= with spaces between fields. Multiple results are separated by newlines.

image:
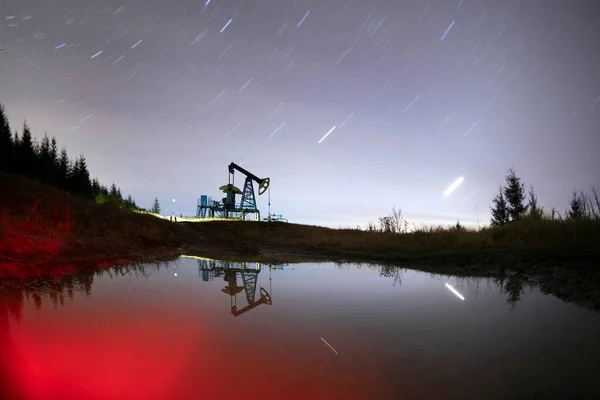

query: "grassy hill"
xmin=0 ymin=172 xmax=195 ymax=279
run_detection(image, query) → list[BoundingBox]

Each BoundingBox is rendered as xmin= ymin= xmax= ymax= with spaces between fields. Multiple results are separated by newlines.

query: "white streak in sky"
xmin=335 ymin=36 xmax=360 ymax=65
xmin=79 ymin=114 xmax=94 ymax=122
xmin=90 ymin=50 xmax=103 ymax=59
xmin=54 ymin=43 xmax=66 ymax=49
xmin=297 ymin=10 xmax=310 ymax=28
xmin=460 ymin=190 xmax=477 ymax=204
xmin=463 ymin=119 xmax=480 ymax=136
xmin=225 ymin=122 xmax=241 ymax=137
xmin=440 ymin=21 xmax=455 ymax=41
xmin=238 ymin=78 xmax=252 ymax=92
xmin=191 ymin=29 xmax=208 ymax=45
xmin=220 ymin=18 xmax=233 ymax=33
xmin=443 ymin=176 xmax=464 ymax=197
xmin=457 ymin=0 xmax=464 ymax=8
xmin=453 ymin=54 xmax=470 ymax=72
xmin=404 ymin=94 xmax=420 ymax=112
xmin=338 ymin=112 xmax=355 ymax=129
xmin=269 ymin=122 xmax=286 ymax=138
xmin=418 ymin=3 xmax=430 ymax=21
xmin=489 ymin=65 xmax=504 ymax=85
xmin=205 ymin=0 xmax=211 ymax=5
xmin=473 ymin=12 xmax=487 ymax=30
xmin=113 ymin=55 xmax=125 ymax=64
xmin=267 ymin=102 xmax=284 ymax=119
xmin=130 ymin=40 xmax=142 ymax=49
xmin=436 ymin=113 xmax=453 ymax=132
xmin=376 ymin=79 xmax=391 ymax=95
xmin=218 ymin=45 xmax=231 ymax=59
xmin=65 ymin=125 xmax=79 ymax=133
xmin=593 ymin=95 xmax=600 ymax=109
xmin=318 ymin=126 xmax=336 ymax=144
xmin=210 ymin=90 xmax=225 ymax=104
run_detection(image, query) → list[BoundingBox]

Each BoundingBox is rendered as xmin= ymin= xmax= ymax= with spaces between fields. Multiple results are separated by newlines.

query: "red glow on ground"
xmin=2 ymin=298 xmax=388 ymax=400
xmin=5 ymin=309 xmax=200 ymax=400
xmin=0 ymin=202 xmax=73 ymax=257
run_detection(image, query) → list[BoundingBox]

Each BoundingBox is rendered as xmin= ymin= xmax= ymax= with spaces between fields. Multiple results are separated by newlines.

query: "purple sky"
xmin=1 ymin=0 xmax=598 ymax=228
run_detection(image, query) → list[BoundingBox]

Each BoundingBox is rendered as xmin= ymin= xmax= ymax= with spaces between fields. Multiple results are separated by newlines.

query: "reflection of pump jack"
xmin=195 ymin=257 xmax=273 ymax=317
xmin=224 ymin=269 xmax=272 ymax=317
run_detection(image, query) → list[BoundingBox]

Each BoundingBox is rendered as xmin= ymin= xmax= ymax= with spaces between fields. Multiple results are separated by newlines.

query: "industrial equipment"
xmin=263 ymin=214 xmax=288 ymax=222
xmin=196 ymin=258 xmax=274 ymax=317
xmin=196 ymin=162 xmax=270 ymax=221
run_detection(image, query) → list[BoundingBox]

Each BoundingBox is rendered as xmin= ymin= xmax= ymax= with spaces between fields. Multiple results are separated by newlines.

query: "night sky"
xmin=1 ymin=0 xmax=599 ymax=228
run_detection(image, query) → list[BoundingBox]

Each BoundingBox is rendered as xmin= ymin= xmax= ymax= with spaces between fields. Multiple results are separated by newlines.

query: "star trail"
xmin=0 ymin=0 xmax=598 ymax=227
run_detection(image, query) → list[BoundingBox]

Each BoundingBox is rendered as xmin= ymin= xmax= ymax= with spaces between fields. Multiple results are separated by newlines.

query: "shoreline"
xmin=1 ymin=240 xmax=599 ymax=313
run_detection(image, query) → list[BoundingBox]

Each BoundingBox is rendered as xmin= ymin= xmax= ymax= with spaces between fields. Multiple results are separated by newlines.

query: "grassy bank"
xmin=181 ymin=219 xmax=600 ymax=311
xmin=181 ymin=216 xmax=600 ymax=266
xmin=0 ymin=172 xmax=195 ymax=279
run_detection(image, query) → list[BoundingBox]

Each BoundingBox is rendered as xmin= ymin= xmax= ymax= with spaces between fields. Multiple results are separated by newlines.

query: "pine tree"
xmin=503 ymin=168 xmax=527 ymax=222
xmin=49 ymin=137 xmax=58 ymax=162
xmin=95 ymin=184 xmax=110 ymax=204
xmin=124 ymin=195 xmax=135 ymax=210
xmin=151 ymin=197 xmax=161 ymax=214
xmin=527 ymin=185 xmax=543 ymax=219
xmin=15 ymin=121 xmax=37 ymax=178
xmin=490 ymin=186 xmax=510 ymax=226
xmin=70 ymin=155 xmax=92 ymax=197
xmin=109 ymin=182 xmax=119 ymax=202
xmin=0 ymin=104 xmax=14 ymax=172
xmin=90 ymin=178 xmax=100 ymax=193
xmin=56 ymin=147 xmax=71 ymax=190
xmin=47 ymin=136 xmax=59 ymax=185
xmin=37 ymin=133 xmax=53 ymax=183
xmin=569 ymin=191 xmax=584 ymax=219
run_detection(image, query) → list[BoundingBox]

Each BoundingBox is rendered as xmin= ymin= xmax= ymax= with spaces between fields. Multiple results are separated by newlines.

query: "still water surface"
xmin=1 ymin=257 xmax=599 ymax=399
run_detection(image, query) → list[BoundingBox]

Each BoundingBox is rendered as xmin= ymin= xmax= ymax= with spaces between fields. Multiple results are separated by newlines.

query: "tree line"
xmin=0 ymin=103 xmax=146 ymax=211
xmin=368 ymin=167 xmax=599 ymax=233
xmin=490 ymin=167 xmax=600 ymax=225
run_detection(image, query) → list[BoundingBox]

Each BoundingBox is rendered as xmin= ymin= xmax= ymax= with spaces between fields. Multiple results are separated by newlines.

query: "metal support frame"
xmin=196 ymin=259 xmax=273 ymax=317
xmin=196 ymin=162 xmax=268 ymax=221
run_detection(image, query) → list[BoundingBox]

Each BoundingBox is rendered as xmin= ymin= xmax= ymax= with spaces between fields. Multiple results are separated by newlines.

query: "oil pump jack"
xmin=194 ymin=257 xmax=273 ymax=317
xmin=196 ymin=162 xmax=270 ymax=221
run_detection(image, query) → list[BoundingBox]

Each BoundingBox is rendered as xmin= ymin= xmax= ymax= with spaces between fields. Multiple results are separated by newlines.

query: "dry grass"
xmin=0 ymin=172 xmax=193 ymax=279
xmin=183 ymin=214 xmax=600 ymax=264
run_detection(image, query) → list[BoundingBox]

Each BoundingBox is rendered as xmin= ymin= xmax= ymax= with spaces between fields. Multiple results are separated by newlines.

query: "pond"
xmin=1 ymin=256 xmax=599 ymax=399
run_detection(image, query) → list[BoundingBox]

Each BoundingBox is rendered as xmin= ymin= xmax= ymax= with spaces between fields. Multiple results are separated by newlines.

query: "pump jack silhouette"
xmin=195 ymin=257 xmax=277 ymax=317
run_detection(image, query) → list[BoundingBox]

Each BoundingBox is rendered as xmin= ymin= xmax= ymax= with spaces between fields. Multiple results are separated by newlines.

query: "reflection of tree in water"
xmin=452 ymin=273 xmax=532 ymax=310
xmin=493 ymin=273 xmax=529 ymax=310
xmin=379 ymin=265 xmax=404 ymax=288
xmin=333 ymin=261 xmax=567 ymax=311
xmin=334 ymin=262 xmax=405 ymax=288
xmin=0 ymin=261 xmax=175 ymax=321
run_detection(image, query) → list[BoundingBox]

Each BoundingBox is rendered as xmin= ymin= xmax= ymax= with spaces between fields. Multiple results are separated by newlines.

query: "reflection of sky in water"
xmin=1 ymin=258 xmax=599 ymax=399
